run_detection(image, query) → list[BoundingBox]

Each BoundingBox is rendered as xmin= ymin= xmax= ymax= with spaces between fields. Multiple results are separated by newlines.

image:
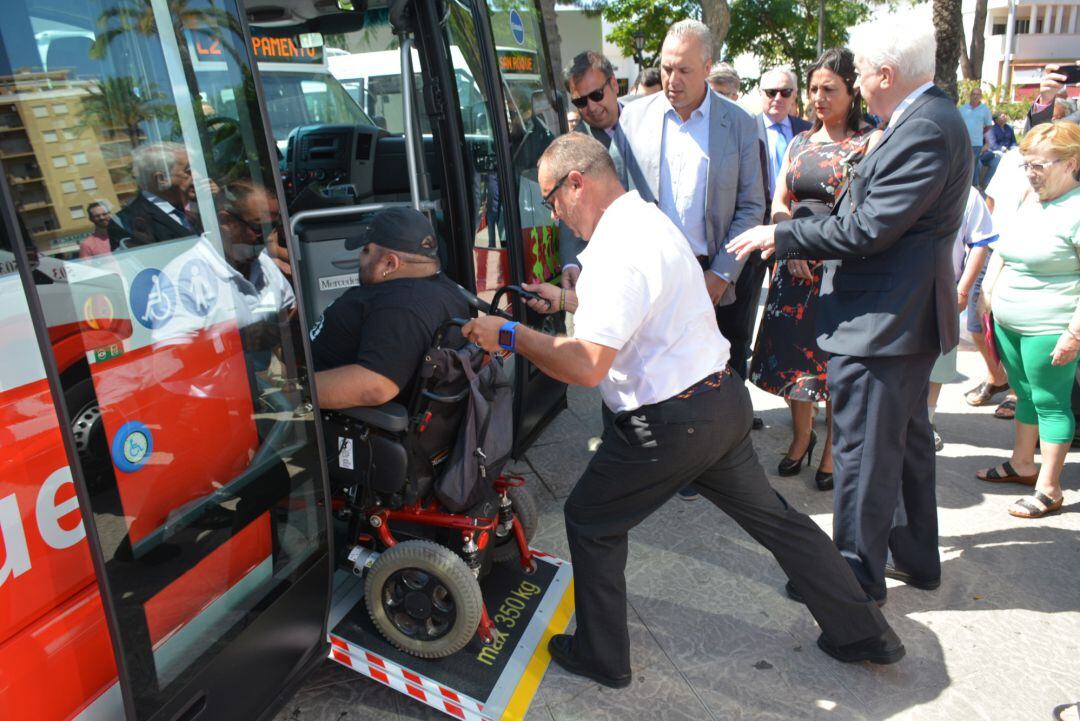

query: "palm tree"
xmin=75 ymin=76 xmax=168 ymax=144
xmin=960 ymin=0 xmax=988 ymax=81
xmin=933 ymin=0 xmax=963 ymax=101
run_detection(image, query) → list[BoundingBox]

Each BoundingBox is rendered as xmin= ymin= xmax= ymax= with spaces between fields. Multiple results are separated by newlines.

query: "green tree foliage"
xmin=596 ymin=0 xmax=698 ymax=68
xmin=725 ymin=0 xmax=871 ymax=90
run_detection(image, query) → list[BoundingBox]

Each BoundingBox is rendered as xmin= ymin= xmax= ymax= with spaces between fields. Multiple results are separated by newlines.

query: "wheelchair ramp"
xmin=327 ymin=551 xmax=573 ymax=721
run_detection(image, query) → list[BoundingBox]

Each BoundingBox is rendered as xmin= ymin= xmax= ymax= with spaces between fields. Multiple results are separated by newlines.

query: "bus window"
xmin=0 ymin=1 xmax=330 ymax=719
xmin=487 ymin=4 xmax=562 ymax=287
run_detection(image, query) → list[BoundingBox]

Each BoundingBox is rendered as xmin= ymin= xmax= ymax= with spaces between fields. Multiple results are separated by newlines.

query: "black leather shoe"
xmin=778 ymin=431 xmax=816 ymax=476
xmin=814 ymin=469 xmax=834 ymax=491
xmin=884 ymin=564 xmax=941 ymax=590
xmin=786 ymin=580 xmax=886 ymax=607
xmin=752 ymin=416 xmax=764 ymax=430
xmin=817 ymin=629 xmax=905 ymax=665
xmin=547 ymin=634 xmax=632 ymax=689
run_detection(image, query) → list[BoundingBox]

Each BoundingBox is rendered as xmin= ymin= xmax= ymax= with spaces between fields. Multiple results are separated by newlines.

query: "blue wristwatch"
xmin=498 ymin=321 xmax=520 ymax=352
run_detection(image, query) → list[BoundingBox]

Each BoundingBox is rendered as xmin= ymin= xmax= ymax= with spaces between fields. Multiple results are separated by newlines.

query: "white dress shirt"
xmin=574 ymin=191 xmax=730 ymax=412
xmin=886 ymin=81 xmax=935 ymax=129
xmin=658 ymin=96 xmax=710 ymax=258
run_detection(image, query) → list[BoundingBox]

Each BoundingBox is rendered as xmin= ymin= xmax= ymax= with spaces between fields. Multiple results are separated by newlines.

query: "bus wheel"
xmin=491 ymin=485 xmax=538 ymax=564
xmin=365 ymin=540 xmax=482 ymax=658
xmin=66 ymin=378 xmax=110 ymax=492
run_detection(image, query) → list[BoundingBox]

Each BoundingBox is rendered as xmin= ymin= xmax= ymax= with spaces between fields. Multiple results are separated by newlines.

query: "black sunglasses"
xmin=762 ymin=88 xmax=794 ymax=98
xmin=541 ymin=172 xmax=572 ymax=212
xmin=570 ymin=85 xmax=608 ymax=109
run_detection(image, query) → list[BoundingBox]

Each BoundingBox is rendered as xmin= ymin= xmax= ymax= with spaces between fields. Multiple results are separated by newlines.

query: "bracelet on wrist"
xmin=559 ymin=288 xmax=566 ymax=312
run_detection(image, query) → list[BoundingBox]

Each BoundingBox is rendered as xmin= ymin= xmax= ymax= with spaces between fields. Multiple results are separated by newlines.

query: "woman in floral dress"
xmin=749 ymin=48 xmax=880 ymax=491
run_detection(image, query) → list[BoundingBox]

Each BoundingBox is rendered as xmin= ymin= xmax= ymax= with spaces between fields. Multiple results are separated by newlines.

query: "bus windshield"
xmin=197 ymin=68 xmax=375 ymax=149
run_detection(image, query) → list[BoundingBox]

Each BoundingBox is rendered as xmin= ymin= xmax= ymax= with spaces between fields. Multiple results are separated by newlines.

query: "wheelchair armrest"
xmin=334 ymin=402 xmax=409 ymax=433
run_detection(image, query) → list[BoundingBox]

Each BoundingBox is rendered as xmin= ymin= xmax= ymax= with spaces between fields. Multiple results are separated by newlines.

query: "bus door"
xmin=0 ymin=1 xmax=333 ymax=719
xmin=412 ymin=0 xmax=569 ymax=453
xmin=288 ymin=0 xmax=567 ymax=454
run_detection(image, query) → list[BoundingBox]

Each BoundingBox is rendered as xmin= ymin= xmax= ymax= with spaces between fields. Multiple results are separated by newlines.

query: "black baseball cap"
xmin=344 ymin=207 xmax=439 ymax=258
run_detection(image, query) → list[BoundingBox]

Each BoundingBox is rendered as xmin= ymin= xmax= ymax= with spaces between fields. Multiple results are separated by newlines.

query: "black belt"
xmin=673 ymin=368 xmax=732 ymax=400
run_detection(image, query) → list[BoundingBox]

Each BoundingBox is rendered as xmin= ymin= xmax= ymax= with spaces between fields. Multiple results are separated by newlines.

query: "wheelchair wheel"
xmin=491 ymin=485 xmax=539 ymax=564
xmin=365 ymin=540 xmax=482 ymax=658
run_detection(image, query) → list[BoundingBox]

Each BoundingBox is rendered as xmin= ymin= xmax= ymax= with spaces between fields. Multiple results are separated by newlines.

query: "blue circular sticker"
xmin=111 ymin=421 xmax=153 ymax=473
xmin=178 ymin=258 xmax=217 ymax=316
xmin=509 ymin=9 xmax=525 ymax=45
xmin=129 ymin=268 xmax=176 ymax=329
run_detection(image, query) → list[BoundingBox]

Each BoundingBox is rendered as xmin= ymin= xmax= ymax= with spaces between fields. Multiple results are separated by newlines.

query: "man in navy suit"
xmin=729 ymin=9 xmax=972 ymax=603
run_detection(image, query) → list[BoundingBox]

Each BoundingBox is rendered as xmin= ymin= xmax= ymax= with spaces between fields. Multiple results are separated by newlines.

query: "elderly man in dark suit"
xmin=729 ymin=9 xmax=972 ymax=603
xmin=559 ymin=51 xmax=624 ymax=290
xmin=117 ymin=141 xmax=197 ymax=248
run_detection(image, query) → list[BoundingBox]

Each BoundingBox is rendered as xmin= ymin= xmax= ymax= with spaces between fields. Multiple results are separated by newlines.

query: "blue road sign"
xmin=509 ymin=9 xmax=525 ymax=45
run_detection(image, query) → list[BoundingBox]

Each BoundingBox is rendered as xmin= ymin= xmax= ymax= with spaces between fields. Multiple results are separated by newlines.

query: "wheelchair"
xmin=320 ymin=286 xmax=541 ymax=659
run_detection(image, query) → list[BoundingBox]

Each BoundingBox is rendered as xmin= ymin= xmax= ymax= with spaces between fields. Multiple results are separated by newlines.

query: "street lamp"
xmin=632 ymin=30 xmax=646 ymax=76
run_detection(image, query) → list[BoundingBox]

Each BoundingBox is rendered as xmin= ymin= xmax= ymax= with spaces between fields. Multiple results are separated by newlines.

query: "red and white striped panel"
xmin=329 ymin=634 xmax=489 ymax=721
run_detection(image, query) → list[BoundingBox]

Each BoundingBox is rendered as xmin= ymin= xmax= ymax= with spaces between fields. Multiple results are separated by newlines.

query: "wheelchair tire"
xmin=365 ymin=540 xmax=482 ymax=658
xmin=491 ymin=485 xmax=539 ymax=564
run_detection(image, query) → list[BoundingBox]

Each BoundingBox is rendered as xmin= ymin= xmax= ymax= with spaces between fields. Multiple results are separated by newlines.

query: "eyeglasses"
xmin=1020 ymin=159 xmax=1062 ymax=173
xmin=570 ymin=85 xmax=607 ymax=109
xmin=541 ymin=172 xmax=572 ymax=212
xmin=762 ymin=88 xmax=794 ymax=99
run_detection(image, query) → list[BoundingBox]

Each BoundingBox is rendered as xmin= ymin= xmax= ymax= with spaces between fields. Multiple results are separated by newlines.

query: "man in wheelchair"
xmin=311 ymin=207 xmax=468 ymax=409
xmin=311 ymin=208 xmax=537 ymax=659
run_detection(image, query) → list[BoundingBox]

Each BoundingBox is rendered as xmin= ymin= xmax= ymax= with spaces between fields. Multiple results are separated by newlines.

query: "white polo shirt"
xmin=573 ymin=190 xmax=730 ymax=412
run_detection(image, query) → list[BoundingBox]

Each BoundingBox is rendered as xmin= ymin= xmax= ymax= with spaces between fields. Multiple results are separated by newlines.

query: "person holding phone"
xmin=1024 ymin=62 xmax=1080 ymax=131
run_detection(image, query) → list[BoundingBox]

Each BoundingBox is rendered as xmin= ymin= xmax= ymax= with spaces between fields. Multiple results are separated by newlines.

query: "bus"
xmin=0 ymin=0 xmax=567 ymax=719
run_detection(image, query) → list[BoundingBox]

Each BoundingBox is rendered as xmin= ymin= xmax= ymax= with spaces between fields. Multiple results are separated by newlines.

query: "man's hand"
xmin=521 ymin=282 xmax=564 ymax=314
xmin=727 ymin=224 xmax=777 ymax=262
xmin=1037 ymin=62 xmax=1078 ymax=105
xmin=560 ymin=265 xmax=580 ymax=290
xmin=463 ymin=315 xmax=508 ymax=352
xmin=787 ymin=259 xmax=814 ymax=282
xmin=265 ymin=228 xmax=291 ymax=277
xmin=703 ymin=272 xmax=729 ymax=306
xmin=957 ymin=288 xmax=970 ymax=313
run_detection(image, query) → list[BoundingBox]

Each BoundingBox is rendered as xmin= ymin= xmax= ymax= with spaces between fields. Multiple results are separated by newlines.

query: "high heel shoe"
xmin=778 ymin=431 xmax=816 ymax=476
xmin=815 ymin=469 xmax=834 ymax=491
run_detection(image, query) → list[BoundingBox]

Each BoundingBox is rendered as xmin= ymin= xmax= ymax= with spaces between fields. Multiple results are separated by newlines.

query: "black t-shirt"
xmin=310 ymin=273 xmax=469 ymax=404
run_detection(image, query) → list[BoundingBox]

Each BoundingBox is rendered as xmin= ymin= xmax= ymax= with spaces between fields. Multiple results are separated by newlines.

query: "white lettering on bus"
xmin=0 ymin=466 xmax=85 ymax=588
xmin=0 ymin=494 xmax=32 ymax=585
xmin=36 ymin=468 xmax=85 ymax=550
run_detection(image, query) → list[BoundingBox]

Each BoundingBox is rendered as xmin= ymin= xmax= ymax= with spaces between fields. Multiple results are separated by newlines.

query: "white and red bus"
xmin=0 ymin=0 xmax=568 ymax=718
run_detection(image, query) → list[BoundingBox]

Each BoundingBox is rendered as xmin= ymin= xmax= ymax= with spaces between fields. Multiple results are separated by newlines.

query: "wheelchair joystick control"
xmin=347 ymin=545 xmax=380 ymax=577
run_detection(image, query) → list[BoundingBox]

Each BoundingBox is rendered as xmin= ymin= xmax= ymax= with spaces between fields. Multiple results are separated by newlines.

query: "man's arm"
xmin=315 ymin=365 xmax=399 ymax=409
xmin=710 ymin=113 xmax=766 ymax=284
xmin=462 ymin=315 xmax=617 ymax=387
xmin=558 ymin=219 xmax=585 ymax=289
xmin=773 ymin=117 xmax=951 ymax=261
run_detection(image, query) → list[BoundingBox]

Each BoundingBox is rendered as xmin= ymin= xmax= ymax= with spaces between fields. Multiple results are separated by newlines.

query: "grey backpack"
xmin=434 ymin=346 xmax=512 ymax=512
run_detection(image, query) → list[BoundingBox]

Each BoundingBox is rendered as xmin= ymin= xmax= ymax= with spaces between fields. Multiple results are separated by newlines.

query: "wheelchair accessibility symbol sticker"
xmin=178 ymin=258 xmax=217 ymax=316
xmin=111 ymin=421 xmax=153 ymax=473
xmin=130 ymin=268 xmax=176 ymax=329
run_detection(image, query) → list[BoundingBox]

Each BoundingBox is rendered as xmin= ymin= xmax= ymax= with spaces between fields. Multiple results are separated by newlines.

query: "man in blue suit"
xmin=729 ymin=10 xmax=972 ymax=603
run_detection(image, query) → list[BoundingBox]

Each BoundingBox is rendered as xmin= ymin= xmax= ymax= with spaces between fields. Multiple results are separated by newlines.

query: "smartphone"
xmin=1056 ymin=64 xmax=1080 ymax=85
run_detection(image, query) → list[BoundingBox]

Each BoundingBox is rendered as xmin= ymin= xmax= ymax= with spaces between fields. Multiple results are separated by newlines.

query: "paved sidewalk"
xmin=277 ymin=346 xmax=1080 ymax=721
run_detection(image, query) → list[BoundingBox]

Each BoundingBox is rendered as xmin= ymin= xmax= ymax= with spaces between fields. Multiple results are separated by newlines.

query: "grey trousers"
xmin=564 ymin=377 xmax=890 ymax=678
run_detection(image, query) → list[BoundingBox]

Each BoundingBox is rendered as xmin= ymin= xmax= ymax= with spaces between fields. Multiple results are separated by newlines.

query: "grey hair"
xmin=566 ymin=50 xmax=615 ymax=91
xmin=848 ymin=5 xmax=935 ymax=83
xmin=760 ymin=67 xmax=798 ymax=92
xmin=537 ymin=133 xmax=616 ymax=183
xmin=709 ymin=62 xmax=740 ymax=86
xmin=131 ymin=141 xmax=187 ymax=192
xmin=664 ymin=19 xmax=713 ymax=65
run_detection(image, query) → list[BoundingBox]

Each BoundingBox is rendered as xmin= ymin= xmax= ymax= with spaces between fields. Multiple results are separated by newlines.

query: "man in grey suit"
xmin=729 ymin=11 xmax=972 ymax=603
xmin=612 ymin=20 xmax=765 ymax=327
xmin=559 ymin=51 xmax=625 ymax=290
